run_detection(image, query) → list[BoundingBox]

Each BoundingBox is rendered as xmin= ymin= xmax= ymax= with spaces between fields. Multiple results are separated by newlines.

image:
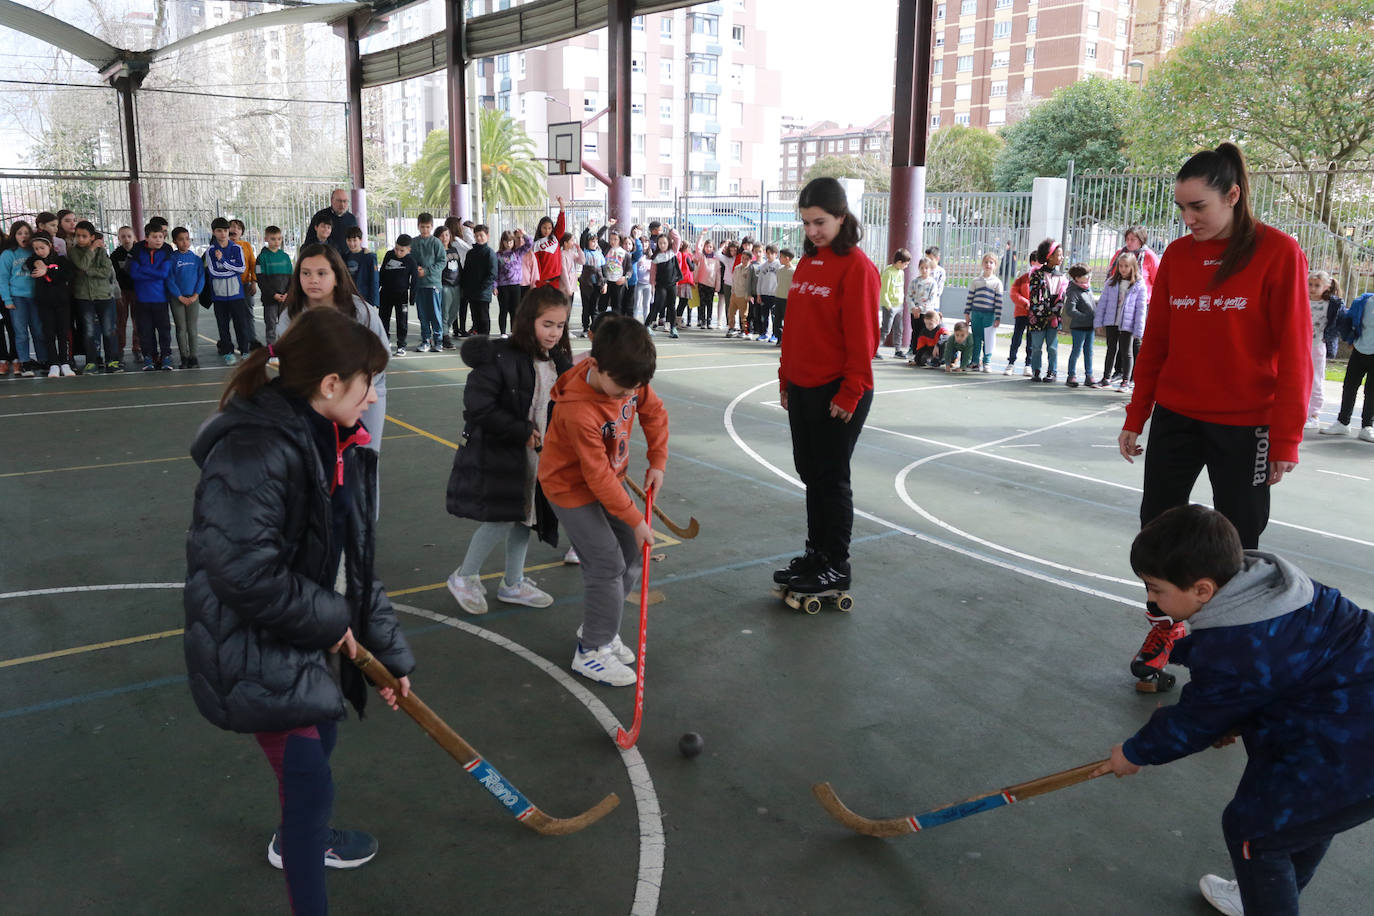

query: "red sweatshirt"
xmin=1124 ymin=225 xmax=1312 ymax=463
xmin=532 ymin=209 xmax=566 ymax=284
xmin=778 ymin=244 xmax=880 ymax=413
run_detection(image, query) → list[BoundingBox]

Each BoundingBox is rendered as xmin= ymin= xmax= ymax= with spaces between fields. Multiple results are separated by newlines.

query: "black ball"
xmin=678 ymin=732 xmax=704 ymax=759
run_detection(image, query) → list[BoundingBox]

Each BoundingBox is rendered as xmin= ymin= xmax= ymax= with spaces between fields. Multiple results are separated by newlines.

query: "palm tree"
xmin=410 ymin=109 xmax=546 ymax=210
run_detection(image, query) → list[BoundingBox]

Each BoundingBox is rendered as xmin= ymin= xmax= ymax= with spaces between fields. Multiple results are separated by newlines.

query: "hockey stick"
xmin=351 ymin=647 xmax=620 ymax=835
xmin=812 ymin=758 xmax=1109 ymax=838
xmin=626 ymin=477 xmax=699 ymax=539
xmin=614 ymin=485 xmax=654 ymax=750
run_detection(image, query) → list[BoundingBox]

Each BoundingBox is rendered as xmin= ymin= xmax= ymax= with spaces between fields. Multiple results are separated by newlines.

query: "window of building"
xmin=659 ymin=137 xmax=673 ymax=161
xmin=691 ymin=14 xmax=718 ymax=36
xmin=690 ymin=54 xmax=718 ymax=76
xmin=660 ymin=98 xmax=674 ymax=121
xmin=996 ymin=0 xmax=1011 ymax=7
xmin=732 ymin=101 xmax=744 ymax=124
xmin=930 ymin=114 xmax=941 ymax=127
xmin=957 ymin=54 xmax=973 ymax=71
xmin=584 ymin=94 xmax=598 ymax=113
xmin=497 ymin=91 xmax=510 ymax=111
xmin=631 ymin=94 xmax=646 ymax=115
xmin=518 ymin=53 xmax=526 ymax=77
xmin=584 ymin=133 xmax=598 ymax=155
xmin=867 ymin=136 xmax=882 ymax=150
xmin=728 ymin=179 xmax=741 ymax=194
xmin=689 ymin=94 xmax=717 ymax=115
xmin=959 ymin=26 xmax=974 ymax=44
xmin=956 ymin=83 xmax=972 ymax=101
xmin=989 ymin=108 xmax=1006 ymax=125
xmin=933 ymin=57 xmax=943 ymax=75
xmin=661 ymin=59 xmax=673 ymax=81
xmin=935 ymin=33 xmax=945 ymax=48
xmin=1117 ymin=19 xmax=1127 ymax=37
xmin=848 ymin=137 xmax=860 ymax=150
xmin=1085 ymin=42 xmax=1097 ymax=60
xmin=1027 ymin=16 xmax=1037 ymax=33
xmin=632 ymin=54 xmax=645 ymax=74
xmin=955 ymin=112 xmax=971 ymax=126
xmin=731 ymin=63 xmax=744 ymax=87
xmin=936 ymin=3 xmax=946 ymax=18
xmin=1024 ymin=75 xmax=1034 ymax=93
xmin=632 ymin=15 xmax=644 ymax=30
xmin=806 ymin=140 xmax=818 ymax=152
xmin=991 ymin=79 xmax=1007 ymax=97
xmin=691 ymin=134 xmax=716 ymax=154
xmin=584 ymin=175 xmax=597 ymax=192
xmin=993 ymin=21 xmax=1011 ymax=39
xmin=661 ymin=17 xmax=673 ymax=38
xmin=732 ymin=25 xmax=745 ymax=46
xmin=520 ymin=95 xmax=527 ymax=116
xmin=690 ymin=173 xmax=717 ymax=193
xmin=1087 ymin=10 xmax=1100 ymax=28
xmin=960 ymin=0 xmax=976 ymax=13
xmin=659 ymin=177 xmax=672 ymax=193
xmin=1025 ymin=46 xmax=1035 ymax=63
xmin=731 ymin=140 xmax=743 ymax=160
xmin=1116 ymin=49 xmax=1126 ymax=68
xmin=497 ymin=55 xmax=509 ymax=73
xmin=633 ymin=133 xmax=646 ymax=152
xmin=631 ymin=176 xmax=645 ymax=192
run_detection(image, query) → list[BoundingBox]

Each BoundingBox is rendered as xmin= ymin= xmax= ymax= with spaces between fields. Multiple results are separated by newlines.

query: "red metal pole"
xmin=606 ymin=0 xmax=634 ymax=228
xmin=445 ymin=0 xmax=471 ymax=220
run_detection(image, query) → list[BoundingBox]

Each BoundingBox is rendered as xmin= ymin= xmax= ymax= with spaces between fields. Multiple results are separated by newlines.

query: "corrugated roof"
xmin=0 ymin=0 xmax=121 ymax=69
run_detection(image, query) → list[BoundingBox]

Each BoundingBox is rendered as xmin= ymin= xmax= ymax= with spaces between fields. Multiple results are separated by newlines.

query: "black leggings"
xmin=578 ymin=275 xmax=603 ymax=330
xmin=1337 ymin=348 xmax=1374 ymax=428
xmin=1102 ymin=326 xmax=1140 ymax=380
xmin=496 ymin=284 xmax=522 ymax=334
xmin=787 ymin=378 xmax=874 ymax=567
xmin=698 ymin=286 xmax=716 ymax=326
xmin=1140 ymin=405 xmax=1270 ymax=549
xmin=649 ymin=286 xmax=674 ymax=327
xmin=0 ymin=305 xmax=16 ymax=361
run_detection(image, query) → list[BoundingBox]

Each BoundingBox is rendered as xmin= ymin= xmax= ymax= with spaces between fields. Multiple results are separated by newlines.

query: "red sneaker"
xmin=1131 ymin=617 xmax=1186 ymax=680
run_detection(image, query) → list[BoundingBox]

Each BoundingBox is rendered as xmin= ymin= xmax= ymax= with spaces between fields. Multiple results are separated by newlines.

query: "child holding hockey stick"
xmin=538 ymin=313 xmax=668 ymax=687
xmin=1096 ymin=504 xmax=1374 ymax=916
xmin=444 ymin=286 xmax=574 ymax=614
xmin=185 ymin=306 xmax=414 ymax=916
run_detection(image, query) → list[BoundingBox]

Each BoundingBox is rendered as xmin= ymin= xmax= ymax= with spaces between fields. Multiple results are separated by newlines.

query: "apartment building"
xmin=929 ymin=0 xmax=1135 ymax=131
xmin=778 ymin=117 xmax=893 ymax=187
xmin=1131 ymin=0 xmax=1235 ymax=74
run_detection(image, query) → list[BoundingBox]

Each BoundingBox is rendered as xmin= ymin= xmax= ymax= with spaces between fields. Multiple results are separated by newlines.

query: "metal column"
xmin=110 ymin=69 xmax=146 ymax=237
xmin=889 ymin=0 xmax=935 ymax=265
xmin=344 ymin=16 xmax=369 ymax=238
xmin=606 ymin=0 xmax=634 ymax=228
xmin=445 ymin=0 xmax=472 ymax=221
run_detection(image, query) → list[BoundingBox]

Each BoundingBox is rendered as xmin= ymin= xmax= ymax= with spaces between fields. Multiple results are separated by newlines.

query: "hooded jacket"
xmin=67 ymin=244 xmax=116 ymax=301
xmin=460 ymin=243 xmax=498 ymax=303
xmin=127 ymin=244 xmax=174 ymax=302
xmin=537 ymin=357 xmax=669 ymax=529
xmin=204 ymin=240 xmax=247 ymax=302
xmin=1095 ymin=277 xmax=1149 ymax=337
xmin=1123 ymin=551 xmax=1374 ymax=838
xmin=184 ymin=381 xmax=414 ymax=733
xmin=446 ymin=336 xmax=572 ymax=539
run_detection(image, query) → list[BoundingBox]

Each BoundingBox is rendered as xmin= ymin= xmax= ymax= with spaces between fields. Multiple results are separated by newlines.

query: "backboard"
xmin=547 ymin=120 xmax=582 ymax=176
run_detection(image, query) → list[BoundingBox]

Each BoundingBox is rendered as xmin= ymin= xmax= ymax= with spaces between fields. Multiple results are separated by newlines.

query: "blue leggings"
xmin=256 ymin=721 xmax=337 ymax=916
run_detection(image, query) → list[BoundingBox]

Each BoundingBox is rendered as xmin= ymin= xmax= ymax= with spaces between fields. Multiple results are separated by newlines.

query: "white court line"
xmin=0 ymin=584 xmax=664 ymax=916
xmin=656 ymin=361 xmax=776 ymax=373
xmin=723 ymin=379 xmax=1139 ymax=606
xmin=997 ymin=443 xmax=1041 ymax=448
xmin=1317 ymin=469 xmax=1371 ymax=482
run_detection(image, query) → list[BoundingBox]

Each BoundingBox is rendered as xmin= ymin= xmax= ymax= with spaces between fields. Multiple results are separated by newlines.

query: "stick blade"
xmin=677 ymin=517 xmax=701 ymax=539
xmin=525 ymin=793 xmax=622 ymax=836
xmin=614 ymin=725 xmax=639 ymax=749
xmin=811 ymin=782 xmax=916 ymax=838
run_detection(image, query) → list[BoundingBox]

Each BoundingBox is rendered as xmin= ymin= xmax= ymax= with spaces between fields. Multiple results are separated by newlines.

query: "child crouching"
xmin=909 ymin=310 xmax=948 ymax=367
xmin=942 ymin=320 xmax=973 ymax=372
xmin=1096 ymin=505 xmax=1374 ymax=916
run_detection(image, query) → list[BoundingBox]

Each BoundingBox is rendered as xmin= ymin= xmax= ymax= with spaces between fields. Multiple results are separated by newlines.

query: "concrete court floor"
xmin=2 ymin=324 xmax=1372 ymax=916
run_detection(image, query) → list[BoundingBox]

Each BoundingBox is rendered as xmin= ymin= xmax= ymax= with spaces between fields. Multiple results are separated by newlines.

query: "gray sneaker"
xmin=497 ymin=576 xmax=553 ymax=608
xmin=445 ymin=571 xmax=488 ymax=615
xmin=1197 ymin=874 xmax=1242 ymax=916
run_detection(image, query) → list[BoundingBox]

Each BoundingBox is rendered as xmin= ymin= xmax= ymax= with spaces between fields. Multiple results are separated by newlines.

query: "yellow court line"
xmin=0 ymin=434 xmax=420 ymax=478
xmin=0 ymin=628 xmax=185 ymax=669
xmin=386 ymin=415 xmax=461 ymax=449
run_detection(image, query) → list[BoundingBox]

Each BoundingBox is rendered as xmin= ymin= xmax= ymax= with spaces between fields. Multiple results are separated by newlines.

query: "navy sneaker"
xmin=268 ymin=828 xmax=378 ymax=870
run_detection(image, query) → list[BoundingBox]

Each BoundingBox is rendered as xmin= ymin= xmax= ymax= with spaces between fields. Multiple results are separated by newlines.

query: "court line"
xmin=0 ymin=382 xmax=465 ymax=418
xmin=386 ymin=415 xmax=460 ymax=450
xmin=0 ymin=628 xmax=184 ymax=669
xmin=722 ymin=379 xmax=1140 ymax=607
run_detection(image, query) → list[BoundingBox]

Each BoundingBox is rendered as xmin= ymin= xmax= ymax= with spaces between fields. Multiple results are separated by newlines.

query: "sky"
xmin=762 ymin=0 xmax=899 ymax=127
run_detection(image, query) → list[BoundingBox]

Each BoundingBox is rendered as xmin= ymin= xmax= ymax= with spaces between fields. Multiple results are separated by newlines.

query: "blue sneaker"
xmin=267 ymin=828 xmax=378 ymax=870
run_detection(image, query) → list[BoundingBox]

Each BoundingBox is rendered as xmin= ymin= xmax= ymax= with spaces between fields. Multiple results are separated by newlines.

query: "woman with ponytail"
xmin=1117 ymin=142 xmax=1312 ymax=691
xmin=185 ymin=307 xmax=413 ymax=916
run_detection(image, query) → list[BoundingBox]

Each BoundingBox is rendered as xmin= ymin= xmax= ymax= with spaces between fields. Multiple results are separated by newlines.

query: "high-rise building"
xmin=369 ymin=2 xmax=448 ymax=166
xmin=1130 ymin=0 xmax=1234 ymax=74
xmin=464 ymin=0 xmax=783 ymax=200
xmin=929 ymin=0 xmax=1136 ymax=131
xmin=778 ymin=117 xmax=893 ymax=188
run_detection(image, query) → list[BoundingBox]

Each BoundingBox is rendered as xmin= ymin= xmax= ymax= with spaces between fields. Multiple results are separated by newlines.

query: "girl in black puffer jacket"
xmin=184 ymin=307 xmax=413 ymax=915
xmin=445 ymin=286 xmax=573 ymax=615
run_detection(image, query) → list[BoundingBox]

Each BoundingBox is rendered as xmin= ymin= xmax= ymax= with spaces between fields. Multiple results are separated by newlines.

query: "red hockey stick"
xmin=614 ymin=485 xmax=655 ymax=750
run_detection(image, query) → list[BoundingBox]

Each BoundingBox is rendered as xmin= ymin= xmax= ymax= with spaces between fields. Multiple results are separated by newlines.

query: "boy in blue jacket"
xmin=343 ymin=227 xmax=379 ymax=310
xmin=1097 ymin=504 xmax=1374 ymax=916
xmin=205 ymin=217 xmax=251 ymax=365
xmin=126 ymin=223 xmax=175 ymax=370
xmin=169 ymin=227 xmax=205 ymax=368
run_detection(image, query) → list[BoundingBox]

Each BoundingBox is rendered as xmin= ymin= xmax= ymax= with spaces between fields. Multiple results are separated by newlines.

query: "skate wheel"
xmin=802 ymin=597 xmax=823 ymax=615
xmin=770 ymin=584 xmax=788 ymax=599
xmin=784 ymin=593 xmax=801 ymax=610
xmin=836 ymin=593 xmax=854 ymax=612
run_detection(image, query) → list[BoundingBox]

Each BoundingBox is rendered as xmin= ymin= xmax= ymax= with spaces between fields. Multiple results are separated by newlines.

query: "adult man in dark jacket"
xmin=458 ymin=224 xmax=499 ymax=336
xmin=305 ymin=188 xmax=358 ymax=258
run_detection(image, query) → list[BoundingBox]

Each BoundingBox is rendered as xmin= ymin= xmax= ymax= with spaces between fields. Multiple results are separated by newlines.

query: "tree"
xmin=802 ymin=154 xmax=891 ymax=192
xmin=1129 ymin=0 xmax=1374 ymax=289
xmin=926 ymin=126 xmax=1003 ymax=192
xmin=409 ymin=109 xmax=547 ymax=210
xmin=992 ymin=76 xmax=1139 ymax=191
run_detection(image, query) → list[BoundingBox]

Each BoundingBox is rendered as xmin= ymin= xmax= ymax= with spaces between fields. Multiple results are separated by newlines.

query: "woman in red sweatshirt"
xmin=531 ymin=197 xmax=566 ymax=290
xmin=1118 ymin=142 xmax=1311 ymax=692
xmin=774 ymin=178 xmax=880 ymax=596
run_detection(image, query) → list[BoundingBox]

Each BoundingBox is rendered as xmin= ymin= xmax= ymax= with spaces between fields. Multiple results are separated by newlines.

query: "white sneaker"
xmin=1022 ymin=365 xmax=1031 ymax=376
xmin=417 ymin=342 xmax=431 ymax=353
xmin=571 ymin=642 xmax=637 ymax=687
xmin=1360 ymin=426 xmax=1374 ymax=443
xmin=1321 ymin=421 xmax=1351 ymax=436
xmin=47 ymin=365 xmax=60 ymax=378
xmin=1304 ymin=416 xmax=1321 ymax=429
xmin=497 ymin=576 xmax=553 ymax=608
xmin=1003 ymin=364 xmax=1014 ymax=375
xmin=563 ymin=547 xmax=580 ymax=565
xmin=1198 ymin=874 xmax=1243 ymax=916
xmin=60 ymin=363 xmax=76 ymax=377
xmin=445 ymin=571 xmax=488 ymax=615
xmin=575 ymin=627 xmax=635 ymax=664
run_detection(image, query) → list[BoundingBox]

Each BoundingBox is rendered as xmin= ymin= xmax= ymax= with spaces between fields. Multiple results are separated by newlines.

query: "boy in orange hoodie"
xmin=538 ymin=314 xmax=669 ymax=686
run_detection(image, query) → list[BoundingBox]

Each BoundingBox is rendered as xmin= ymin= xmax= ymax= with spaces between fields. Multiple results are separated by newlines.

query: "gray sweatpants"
xmin=551 ymin=500 xmax=643 ymax=649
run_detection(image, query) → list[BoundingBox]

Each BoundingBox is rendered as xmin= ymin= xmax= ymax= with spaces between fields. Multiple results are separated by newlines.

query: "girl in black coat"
xmin=445 ymin=286 xmax=574 ymax=614
xmin=184 ymin=307 xmax=413 ymax=916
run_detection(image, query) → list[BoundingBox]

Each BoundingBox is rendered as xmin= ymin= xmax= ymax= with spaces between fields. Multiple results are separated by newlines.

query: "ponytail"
xmin=797 ymin=177 xmax=863 ymax=257
xmin=219 ymin=307 xmax=389 ymax=409
xmin=1177 ymin=142 xmax=1258 ymax=285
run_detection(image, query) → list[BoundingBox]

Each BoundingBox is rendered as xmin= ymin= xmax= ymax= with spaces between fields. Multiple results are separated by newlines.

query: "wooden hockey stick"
xmin=351 ymin=647 xmax=619 ymax=835
xmin=626 ymin=477 xmax=699 ymax=539
xmin=812 ymin=758 xmax=1109 ymax=837
xmin=614 ymin=486 xmax=654 ymax=750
